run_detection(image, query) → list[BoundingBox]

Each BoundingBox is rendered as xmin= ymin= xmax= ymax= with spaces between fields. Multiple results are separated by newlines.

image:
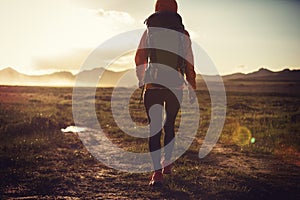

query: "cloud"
xmin=71 ymin=0 xmax=154 ymax=19
xmin=107 ymin=52 xmax=136 ymax=72
xmin=31 ymin=7 xmax=138 ymax=73
xmin=58 ymin=7 xmax=137 ymax=48
xmin=97 ymin=9 xmax=135 ymax=24
xmin=33 ymin=49 xmax=136 ymax=74
xmin=33 ymin=49 xmax=92 ymax=73
xmin=0 ymin=0 xmax=139 ymax=74
xmin=237 ymin=65 xmax=246 ymax=69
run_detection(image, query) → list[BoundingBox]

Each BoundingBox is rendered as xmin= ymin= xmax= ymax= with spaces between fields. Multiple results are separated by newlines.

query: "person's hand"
xmin=188 ymin=89 xmax=197 ymax=104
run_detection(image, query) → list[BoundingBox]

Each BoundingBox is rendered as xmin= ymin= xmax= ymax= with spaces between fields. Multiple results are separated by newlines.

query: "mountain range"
xmin=0 ymin=67 xmax=299 ymax=87
xmin=0 ymin=67 xmax=138 ymax=87
xmin=222 ymin=68 xmax=300 ymax=82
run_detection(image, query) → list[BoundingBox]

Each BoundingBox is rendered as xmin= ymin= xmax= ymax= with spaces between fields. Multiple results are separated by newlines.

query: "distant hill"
xmin=0 ymin=68 xmax=75 ymax=86
xmin=223 ymin=68 xmax=300 ymax=82
xmin=0 ymin=67 xmax=138 ymax=87
xmin=0 ymin=67 xmax=299 ymax=87
xmin=75 ymin=68 xmax=137 ymax=87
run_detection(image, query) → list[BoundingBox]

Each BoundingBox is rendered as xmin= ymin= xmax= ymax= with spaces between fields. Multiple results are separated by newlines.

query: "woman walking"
xmin=135 ymin=0 xmax=196 ymax=186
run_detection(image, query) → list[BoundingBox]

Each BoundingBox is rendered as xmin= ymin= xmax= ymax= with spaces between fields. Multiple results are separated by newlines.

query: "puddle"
xmin=61 ymin=126 xmax=87 ymax=133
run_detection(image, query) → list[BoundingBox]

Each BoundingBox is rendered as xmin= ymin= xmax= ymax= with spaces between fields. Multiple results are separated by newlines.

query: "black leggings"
xmin=144 ymin=89 xmax=183 ymax=170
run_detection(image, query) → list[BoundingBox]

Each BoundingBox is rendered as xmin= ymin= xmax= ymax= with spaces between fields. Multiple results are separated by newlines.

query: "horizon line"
xmin=1 ymin=66 xmax=299 ymax=77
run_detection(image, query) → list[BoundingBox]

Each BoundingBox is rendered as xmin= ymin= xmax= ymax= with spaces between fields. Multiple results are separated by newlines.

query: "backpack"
xmin=144 ymin=11 xmax=187 ymax=88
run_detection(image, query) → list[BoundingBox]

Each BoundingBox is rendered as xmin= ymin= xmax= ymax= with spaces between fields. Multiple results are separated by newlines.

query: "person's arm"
xmin=135 ymin=31 xmax=148 ymax=88
xmin=183 ymin=30 xmax=197 ymax=103
xmin=184 ymin=30 xmax=196 ymax=90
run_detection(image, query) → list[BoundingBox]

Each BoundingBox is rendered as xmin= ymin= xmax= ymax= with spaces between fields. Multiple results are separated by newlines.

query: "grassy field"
xmin=0 ymin=81 xmax=300 ymax=199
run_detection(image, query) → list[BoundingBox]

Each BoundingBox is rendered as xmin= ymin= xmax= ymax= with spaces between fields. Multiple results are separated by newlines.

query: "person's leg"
xmin=163 ymin=89 xmax=183 ymax=161
xmin=144 ymin=89 xmax=164 ymax=171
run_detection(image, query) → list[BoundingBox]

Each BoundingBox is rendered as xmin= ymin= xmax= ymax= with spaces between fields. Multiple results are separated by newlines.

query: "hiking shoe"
xmin=149 ymin=171 xmax=163 ymax=186
xmin=161 ymin=160 xmax=172 ymax=174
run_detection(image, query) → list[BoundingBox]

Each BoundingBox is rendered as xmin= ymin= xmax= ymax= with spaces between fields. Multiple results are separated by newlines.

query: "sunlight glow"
xmin=0 ymin=0 xmax=299 ymax=76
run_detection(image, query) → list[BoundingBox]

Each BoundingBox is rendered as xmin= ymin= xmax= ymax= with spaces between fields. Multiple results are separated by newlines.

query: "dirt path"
xmin=1 ymin=132 xmax=300 ymax=200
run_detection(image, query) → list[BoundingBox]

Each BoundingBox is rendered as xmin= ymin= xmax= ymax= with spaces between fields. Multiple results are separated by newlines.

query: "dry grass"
xmin=0 ymin=83 xmax=299 ymax=199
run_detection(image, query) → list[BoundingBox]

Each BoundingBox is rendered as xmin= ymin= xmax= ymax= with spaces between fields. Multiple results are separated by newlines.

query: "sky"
xmin=0 ymin=0 xmax=299 ymax=75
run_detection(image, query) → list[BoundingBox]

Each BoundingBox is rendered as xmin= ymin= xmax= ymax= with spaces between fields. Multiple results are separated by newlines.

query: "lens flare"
xmin=233 ymin=126 xmax=252 ymax=146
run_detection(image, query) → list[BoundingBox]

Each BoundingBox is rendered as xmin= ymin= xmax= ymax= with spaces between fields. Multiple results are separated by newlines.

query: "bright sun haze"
xmin=0 ymin=0 xmax=299 ymax=76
